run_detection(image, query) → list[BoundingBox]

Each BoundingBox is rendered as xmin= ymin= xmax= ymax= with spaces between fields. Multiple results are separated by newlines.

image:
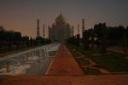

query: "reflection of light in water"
xmin=0 ymin=64 xmax=31 ymax=75
xmin=28 ymin=56 xmax=39 ymax=61
xmin=0 ymin=56 xmax=40 ymax=75
xmin=14 ymin=64 xmax=31 ymax=75
xmin=0 ymin=43 xmax=60 ymax=75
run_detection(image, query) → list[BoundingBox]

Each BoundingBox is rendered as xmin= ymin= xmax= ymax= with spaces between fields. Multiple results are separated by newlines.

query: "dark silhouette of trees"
xmin=0 ymin=26 xmax=22 ymax=51
xmin=0 ymin=26 xmax=51 ymax=53
xmin=67 ymin=23 xmax=128 ymax=53
xmin=107 ymin=26 xmax=125 ymax=46
xmin=67 ymin=33 xmax=81 ymax=47
xmin=82 ymin=29 xmax=94 ymax=49
xmin=83 ymin=23 xmax=127 ymax=51
xmin=36 ymin=36 xmax=51 ymax=46
xmin=93 ymin=23 xmax=108 ymax=52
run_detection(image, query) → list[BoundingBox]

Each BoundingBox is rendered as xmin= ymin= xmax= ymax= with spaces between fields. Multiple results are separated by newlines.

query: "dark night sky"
xmin=0 ymin=0 xmax=128 ymax=38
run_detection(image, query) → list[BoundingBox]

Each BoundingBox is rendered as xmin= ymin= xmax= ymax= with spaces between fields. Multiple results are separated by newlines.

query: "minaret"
xmin=82 ymin=18 xmax=85 ymax=38
xmin=77 ymin=24 xmax=80 ymax=35
xmin=43 ymin=24 xmax=45 ymax=38
xmin=76 ymin=24 xmax=80 ymax=39
xmin=71 ymin=26 xmax=74 ymax=37
xmin=37 ymin=19 xmax=40 ymax=37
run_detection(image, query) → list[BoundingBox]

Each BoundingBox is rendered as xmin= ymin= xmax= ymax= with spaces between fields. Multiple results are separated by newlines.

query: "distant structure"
xmin=71 ymin=26 xmax=74 ymax=36
xmin=42 ymin=24 xmax=45 ymax=38
xmin=77 ymin=24 xmax=80 ymax=35
xmin=82 ymin=18 xmax=85 ymax=37
xmin=48 ymin=14 xmax=72 ymax=42
xmin=75 ymin=24 xmax=80 ymax=39
xmin=37 ymin=19 xmax=40 ymax=37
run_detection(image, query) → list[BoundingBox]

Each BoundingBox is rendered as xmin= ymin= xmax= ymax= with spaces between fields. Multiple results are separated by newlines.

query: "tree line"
xmin=67 ymin=23 xmax=128 ymax=52
xmin=0 ymin=26 xmax=51 ymax=52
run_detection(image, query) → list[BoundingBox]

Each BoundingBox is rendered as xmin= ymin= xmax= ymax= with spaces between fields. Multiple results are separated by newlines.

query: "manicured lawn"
xmin=68 ymin=44 xmax=128 ymax=73
xmin=85 ymin=50 xmax=128 ymax=72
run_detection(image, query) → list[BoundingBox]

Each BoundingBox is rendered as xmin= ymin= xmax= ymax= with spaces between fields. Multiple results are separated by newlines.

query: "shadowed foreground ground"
xmin=0 ymin=44 xmax=128 ymax=85
xmin=1 ymin=75 xmax=128 ymax=85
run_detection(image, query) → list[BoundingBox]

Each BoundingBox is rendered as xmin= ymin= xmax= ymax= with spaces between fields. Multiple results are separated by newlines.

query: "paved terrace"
xmin=1 ymin=44 xmax=128 ymax=85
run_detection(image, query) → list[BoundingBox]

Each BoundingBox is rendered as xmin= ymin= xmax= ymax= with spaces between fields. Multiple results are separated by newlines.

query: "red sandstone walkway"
xmin=46 ymin=45 xmax=84 ymax=76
